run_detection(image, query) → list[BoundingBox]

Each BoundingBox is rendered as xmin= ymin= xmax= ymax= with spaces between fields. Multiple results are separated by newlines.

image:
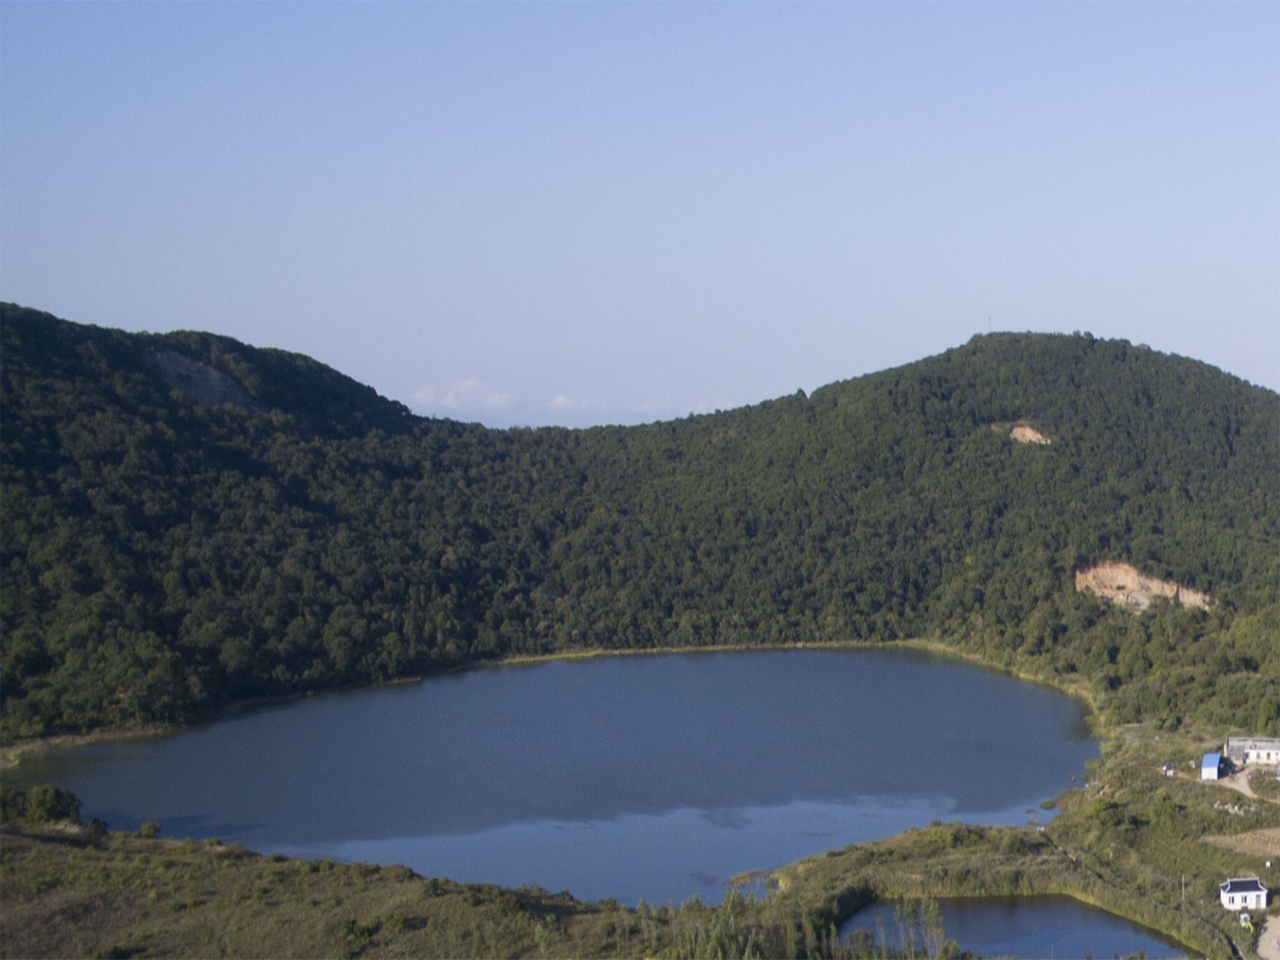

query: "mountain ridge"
xmin=2 ymin=302 xmax=1276 ymax=740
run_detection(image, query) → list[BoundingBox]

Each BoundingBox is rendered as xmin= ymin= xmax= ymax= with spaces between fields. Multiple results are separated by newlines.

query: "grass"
xmin=1250 ymin=768 xmax=1280 ymax=801
xmin=0 ymin=826 xmax=663 ymax=959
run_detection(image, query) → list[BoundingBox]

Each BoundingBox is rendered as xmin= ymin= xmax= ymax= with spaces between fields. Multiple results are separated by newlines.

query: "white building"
xmin=1201 ymin=752 xmax=1223 ymax=781
xmin=1219 ymin=877 xmax=1267 ymax=912
xmin=1224 ymin=736 xmax=1280 ymax=765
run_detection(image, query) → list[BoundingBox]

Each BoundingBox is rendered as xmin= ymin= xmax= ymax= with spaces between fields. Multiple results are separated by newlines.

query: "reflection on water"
xmin=14 ymin=648 xmax=1097 ymax=905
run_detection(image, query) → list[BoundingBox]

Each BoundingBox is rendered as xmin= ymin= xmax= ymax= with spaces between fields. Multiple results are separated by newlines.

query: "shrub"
xmin=24 ymin=785 xmax=82 ymax=824
xmin=0 ymin=784 xmax=28 ymax=821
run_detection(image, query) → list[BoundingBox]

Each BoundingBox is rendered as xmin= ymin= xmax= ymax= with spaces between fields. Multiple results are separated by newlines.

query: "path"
xmin=1259 ymin=914 xmax=1280 ymax=960
xmin=1221 ymin=768 xmax=1260 ymax=801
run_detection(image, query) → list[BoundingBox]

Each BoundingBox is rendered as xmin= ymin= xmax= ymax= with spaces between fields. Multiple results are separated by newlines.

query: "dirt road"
xmin=1259 ymin=914 xmax=1280 ymax=960
xmin=1219 ymin=767 xmax=1259 ymax=799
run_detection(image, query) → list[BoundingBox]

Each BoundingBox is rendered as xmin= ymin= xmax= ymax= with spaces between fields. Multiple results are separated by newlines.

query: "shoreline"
xmin=0 ymin=724 xmax=179 ymax=772
xmin=493 ymin=638 xmax=1106 ymax=739
xmin=1 ymin=636 xmax=1105 ymax=771
xmin=835 ymin=887 xmax=1204 ymax=957
xmin=774 ymin=811 xmax=1239 ymax=957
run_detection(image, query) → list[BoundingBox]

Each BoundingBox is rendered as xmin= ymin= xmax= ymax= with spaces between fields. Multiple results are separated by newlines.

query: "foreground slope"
xmin=2 ymin=303 xmax=1277 ymax=738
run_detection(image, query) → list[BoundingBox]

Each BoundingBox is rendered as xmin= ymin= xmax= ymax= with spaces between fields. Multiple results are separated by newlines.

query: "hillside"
xmin=2 ymin=303 xmax=1277 ymax=740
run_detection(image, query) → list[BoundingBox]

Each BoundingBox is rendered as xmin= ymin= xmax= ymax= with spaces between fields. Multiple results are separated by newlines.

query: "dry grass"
xmin=1203 ymin=827 xmax=1280 ymax=858
xmin=0 ymin=826 xmax=644 ymax=959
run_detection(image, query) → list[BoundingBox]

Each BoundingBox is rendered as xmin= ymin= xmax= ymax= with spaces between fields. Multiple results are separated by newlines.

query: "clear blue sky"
xmin=3 ymin=3 xmax=1277 ymax=426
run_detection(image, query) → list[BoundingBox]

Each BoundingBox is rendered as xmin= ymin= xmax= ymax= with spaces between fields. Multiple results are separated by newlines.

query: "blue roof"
xmin=1202 ymin=752 xmax=1222 ymax=767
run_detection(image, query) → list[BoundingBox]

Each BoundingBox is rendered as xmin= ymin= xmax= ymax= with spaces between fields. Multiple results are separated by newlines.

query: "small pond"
xmin=839 ymin=895 xmax=1190 ymax=958
xmin=14 ymin=648 xmax=1098 ymax=906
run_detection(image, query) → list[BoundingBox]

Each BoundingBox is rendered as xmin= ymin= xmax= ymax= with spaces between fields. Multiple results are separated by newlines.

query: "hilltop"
xmin=2 ymin=303 xmax=1277 ymax=740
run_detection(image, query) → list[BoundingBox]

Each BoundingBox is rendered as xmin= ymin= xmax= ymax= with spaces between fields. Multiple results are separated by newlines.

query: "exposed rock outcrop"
xmin=1074 ymin=561 xmax=1213 ymax=612
xmin=153 ymin=348 xmax=264 ymax=412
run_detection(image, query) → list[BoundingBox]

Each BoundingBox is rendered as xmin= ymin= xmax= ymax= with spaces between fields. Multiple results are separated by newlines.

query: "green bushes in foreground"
xmin=0 ymin=784 xmax=81 ymax=824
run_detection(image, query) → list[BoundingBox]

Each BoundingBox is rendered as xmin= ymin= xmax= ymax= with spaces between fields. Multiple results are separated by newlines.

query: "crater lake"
xmin=13 ymin=648 xmax=1098 ymax=906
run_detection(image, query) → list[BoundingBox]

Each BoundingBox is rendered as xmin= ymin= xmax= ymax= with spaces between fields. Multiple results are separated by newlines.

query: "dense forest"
xmin=2 ymin=303 xmax=1277 ymax=739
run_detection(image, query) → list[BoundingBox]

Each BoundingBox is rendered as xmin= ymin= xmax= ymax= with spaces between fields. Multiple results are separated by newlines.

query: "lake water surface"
xmin=839 ymin=895 xmax=1190 ymax=958
xmin=16 ymin=648 xmax=1098 ymax=906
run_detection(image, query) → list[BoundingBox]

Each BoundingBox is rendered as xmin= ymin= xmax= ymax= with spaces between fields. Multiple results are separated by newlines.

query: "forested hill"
xmin=2 ymin=302 xmax=1277 ymax=740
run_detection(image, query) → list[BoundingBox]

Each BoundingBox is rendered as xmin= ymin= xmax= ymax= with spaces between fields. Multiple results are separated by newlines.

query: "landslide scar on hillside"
xmin=1010 ymin=424 xmax=1051 ymax=445
xmin=1074 ymin=561 xmax=1213 ymax=613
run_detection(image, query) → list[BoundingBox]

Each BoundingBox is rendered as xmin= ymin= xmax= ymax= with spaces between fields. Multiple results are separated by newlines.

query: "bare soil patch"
xmin=1074 ymin=561 xmax=1213 ymax=612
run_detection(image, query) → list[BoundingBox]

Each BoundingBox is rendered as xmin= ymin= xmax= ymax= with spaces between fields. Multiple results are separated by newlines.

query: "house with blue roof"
xmin=1201 ymin=752 xmax=1223 ymax=781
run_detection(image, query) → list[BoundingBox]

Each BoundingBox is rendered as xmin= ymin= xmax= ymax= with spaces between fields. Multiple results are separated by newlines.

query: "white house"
xmin=1201 ymin=752 xmax=1223 ymax=781
xmin=1225 ymin=736 xmax=1280 ymax=766
xmin=1219 ymin=877 xmax=1267 ymax=912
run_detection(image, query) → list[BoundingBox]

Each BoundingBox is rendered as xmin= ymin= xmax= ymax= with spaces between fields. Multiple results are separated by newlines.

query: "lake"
xmin=14 ymin=647 xmax=1098 ymax=906
xmin=839 ymin=895 xmax=1190 ymax=958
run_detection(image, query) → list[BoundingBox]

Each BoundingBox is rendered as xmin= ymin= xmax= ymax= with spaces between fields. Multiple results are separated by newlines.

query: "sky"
xmin=2 ymin=3 xmax=1277 ymax=427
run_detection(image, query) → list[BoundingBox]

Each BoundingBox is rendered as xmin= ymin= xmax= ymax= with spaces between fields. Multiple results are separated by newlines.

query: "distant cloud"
xmin=547 ymin=393 xmax=583 ymax=411
xmin=413 ymin=378 xmax=511 ymax=415
xmin=412 ymin=381 xmax=730 ymax=429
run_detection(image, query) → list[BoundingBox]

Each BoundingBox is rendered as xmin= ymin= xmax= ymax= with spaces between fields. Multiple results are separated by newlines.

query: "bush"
xmin=24 ymin=785 xmax=82 ymax=824
xmin=0 ymin=784 xmax=28 ymax=821
xmin=998 ymin=831 xmax=1031 ymax=856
